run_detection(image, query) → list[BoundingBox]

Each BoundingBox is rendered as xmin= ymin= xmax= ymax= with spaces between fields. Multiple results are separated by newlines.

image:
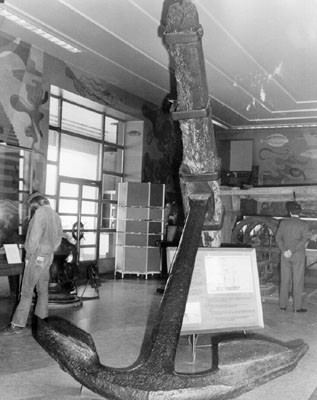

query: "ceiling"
xmin=1 ymin=0 xmax=317 ymax=130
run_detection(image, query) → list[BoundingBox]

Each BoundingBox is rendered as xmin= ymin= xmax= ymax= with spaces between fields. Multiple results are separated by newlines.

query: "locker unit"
xmin=115 ymin=182 xmax=165 ymax=278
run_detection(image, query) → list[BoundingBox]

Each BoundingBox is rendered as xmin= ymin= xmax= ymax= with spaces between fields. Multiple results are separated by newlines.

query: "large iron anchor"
xmin=33 ymin=193 xmax=307 ymax=400
xmin=33 ymin=1 xmax=307 ymax=398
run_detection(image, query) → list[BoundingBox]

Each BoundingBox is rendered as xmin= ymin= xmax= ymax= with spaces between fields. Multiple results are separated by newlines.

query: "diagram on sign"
xmin=205 ymin=255 xmax=254 ymax=294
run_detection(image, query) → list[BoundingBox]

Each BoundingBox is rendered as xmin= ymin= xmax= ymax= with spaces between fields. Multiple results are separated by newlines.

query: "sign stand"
xmin=167 ymin=247 xmax=264 ymax=364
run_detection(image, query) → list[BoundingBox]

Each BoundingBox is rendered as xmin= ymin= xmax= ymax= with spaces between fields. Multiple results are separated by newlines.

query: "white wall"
xmin=123 ymin=121 xmax=144 ymax=182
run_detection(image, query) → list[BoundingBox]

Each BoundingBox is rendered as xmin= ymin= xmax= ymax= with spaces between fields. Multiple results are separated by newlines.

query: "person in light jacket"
xmin=1 ymin=192 xmax=63 ymax=335
xmin=275 ymin=201 xmax=310 ymax=313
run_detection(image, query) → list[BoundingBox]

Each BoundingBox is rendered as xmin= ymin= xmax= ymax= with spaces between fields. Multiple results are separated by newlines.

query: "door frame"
xmin=57 ymin=176 xmax=102 ymax=264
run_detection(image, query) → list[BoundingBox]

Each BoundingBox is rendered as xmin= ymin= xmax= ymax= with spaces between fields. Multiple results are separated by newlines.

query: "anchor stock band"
xmin=164 ymin=25 xmax=203 ymax=45
xmin=171 ymin=105 xmax=210 ymax=120
xmin=180 ymin=172 xmax=220 ymax=182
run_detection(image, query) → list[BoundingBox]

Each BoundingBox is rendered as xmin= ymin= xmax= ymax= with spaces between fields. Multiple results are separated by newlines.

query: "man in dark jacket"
xmin=275 ymin=201 xmax=310 ymax=313
xmin=1 ymin=192 xmax=63 ymax=335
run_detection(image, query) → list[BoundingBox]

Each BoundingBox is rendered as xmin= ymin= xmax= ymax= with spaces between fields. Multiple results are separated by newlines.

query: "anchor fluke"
xmin=33 ymin=316 xmax=308 ymax=400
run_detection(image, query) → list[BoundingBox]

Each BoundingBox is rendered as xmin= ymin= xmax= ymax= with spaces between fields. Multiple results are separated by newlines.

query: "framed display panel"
xmin=166 ymin=247 xmax=264 ymax=334
xmin=115 ymin=182 xmax=165 ymax=278
xmin=117 ymin=182 xmax=164 ymax=207
xmin=115 ymin=246 xmax=161 ymax=277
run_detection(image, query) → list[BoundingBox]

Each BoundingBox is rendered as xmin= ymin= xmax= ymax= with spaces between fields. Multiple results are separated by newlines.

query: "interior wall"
xmin=124 ymin=121 xmax=144 ymax=181
xmin=0 ymin=30 xmax=185 ymax=263
xmin=0 ymin=34 xmax=48 ymax=193
xmin=142 ymin=97 xmax=183 ymax=204
xmin=216 ymin=127 xmax=317 ymax=186
xmin=0 ymin=31 xmax=183 ymax=197
xmin=0 ymin=31 xmax=157 ymax=187
xmin=0 ymin=148 xmax=20 ymax=246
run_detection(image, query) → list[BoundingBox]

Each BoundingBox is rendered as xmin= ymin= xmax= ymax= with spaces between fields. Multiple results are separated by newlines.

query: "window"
xmin=46 ymin=85 xmax=127 ymax=264
xmin=0 ymin=146 xmax=30 ymax=243
xmin=60 ymin=135 xmax=101 ymax=181
xmin=62 ymin=102 xmax=103 ymax=139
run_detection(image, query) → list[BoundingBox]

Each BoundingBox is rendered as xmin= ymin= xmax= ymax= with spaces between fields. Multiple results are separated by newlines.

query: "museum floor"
xmin=1 ymin=274 xmax=317 ymax=400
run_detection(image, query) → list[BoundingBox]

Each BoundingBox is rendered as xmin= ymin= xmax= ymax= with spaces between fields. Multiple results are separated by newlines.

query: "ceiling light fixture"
xmin=0 ymin=7 xmax=82 ymax=53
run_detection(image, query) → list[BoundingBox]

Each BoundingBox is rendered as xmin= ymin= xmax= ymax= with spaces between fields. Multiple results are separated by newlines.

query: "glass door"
xmin=57 ymin=177 xmax=101 ymax=263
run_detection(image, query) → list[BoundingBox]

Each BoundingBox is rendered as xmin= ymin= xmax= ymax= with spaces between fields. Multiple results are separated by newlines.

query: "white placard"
xmin=183 ymin=302 xmax=202 ymax=325
xmin=166 ymin=247 xmax=264 ymax=334
xmin=3 ymin=244 xmax=22 ymax=264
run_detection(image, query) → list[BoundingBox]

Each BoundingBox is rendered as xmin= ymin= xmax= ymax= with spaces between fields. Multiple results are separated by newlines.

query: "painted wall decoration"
xmin=142 ymin=95 xmax=183 ymax=197
xmin=64 ymin=66 xmax=141 ymax=117
xmin=0 ymin=34 xmax=48 ymax=155
xmin=0 ymin=34 xmax=49 ymax=196
xmin=44 ymin=55 xmax=146 ymax=121
xmin=217 ymin=127 xmax=317 ymax=187
xmin=0 ymin=147 xmax=21 ymax=251
xmin=255 ymin=130 xmax=317 ymax=185
xmin=0 ymin=29 xmax=186 ymax=226
xmin=0 ymin=34 xmax=49 ymax=262
xmin=1 ymin=30 xmax=153 ymax=196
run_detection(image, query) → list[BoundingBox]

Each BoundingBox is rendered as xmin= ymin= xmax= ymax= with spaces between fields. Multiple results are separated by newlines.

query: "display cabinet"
xmin=115 ymin=182 xmax=165 ymax=278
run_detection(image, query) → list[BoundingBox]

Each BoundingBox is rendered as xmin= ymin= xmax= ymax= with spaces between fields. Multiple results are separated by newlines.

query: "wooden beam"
xmin=220 ymin=185 xmax=317 ymax=202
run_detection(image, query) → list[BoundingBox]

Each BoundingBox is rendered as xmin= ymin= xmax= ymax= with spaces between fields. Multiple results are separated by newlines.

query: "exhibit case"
xmin=115 ymin=182 xmax=165 ymax=278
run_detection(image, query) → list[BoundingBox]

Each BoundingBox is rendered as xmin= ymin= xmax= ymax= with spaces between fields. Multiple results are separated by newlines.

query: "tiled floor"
xmin=1 ymin=274 xmax=317 ymax=400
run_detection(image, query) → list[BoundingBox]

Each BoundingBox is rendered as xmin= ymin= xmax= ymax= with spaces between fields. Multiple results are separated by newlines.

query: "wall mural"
xmin=63 ymin=65 xmax=184 ymax=201
xmin=0 ymin=35 xmax=48 ymax=194
xmin=64 ymin=66 xmax=144 ymax=119
xmin=0 ymin=30 xmax=186 ymax=253
xmin=0 ymin=35 xmax=49 ymax=270
xmin=65 ymin=66 xmax=124 ymax=108
xmin=142 ymin=95 xmax=183 ymax=201
xmin=0 ymin=148 xmax=20 ymax=247
xmin=10 ymin=83 xmax=48 ymax=155
xmin=217 ymin=128 xmax=317 ymax=216
xmin=0 ymin=35 xmax=48 ymax=154
xmin=254 ymin=130 xmax=317 ymax=186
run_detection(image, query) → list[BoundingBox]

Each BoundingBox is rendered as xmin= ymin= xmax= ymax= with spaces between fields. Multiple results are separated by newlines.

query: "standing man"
xmin=1 ymin=192 xmax=63 ymax=335
xmin=275 ymin=201 xmax=310 ymax=313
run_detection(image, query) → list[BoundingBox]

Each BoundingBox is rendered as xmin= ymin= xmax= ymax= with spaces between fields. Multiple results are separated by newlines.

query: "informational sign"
xmin=166 ymin=247 xmax=264 ymax=334
xmin=3 ymin=244 xmax=22 ymax=264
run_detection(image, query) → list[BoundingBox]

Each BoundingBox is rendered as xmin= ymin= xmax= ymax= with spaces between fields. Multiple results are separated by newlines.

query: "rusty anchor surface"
xmin=33 ymin=1 xmax=308 ymax=399
xmin=33 ymin=194 xmax=308 ymax=400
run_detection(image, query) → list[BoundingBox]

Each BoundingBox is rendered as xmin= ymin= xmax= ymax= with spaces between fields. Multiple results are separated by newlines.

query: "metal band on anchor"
xmin=172 ymin=99 xmax=211 ymax=121
xmin=180 ymin=172 xmax=219 ymax=182
xmin=164 ymin=25 xmax=203 ymax=45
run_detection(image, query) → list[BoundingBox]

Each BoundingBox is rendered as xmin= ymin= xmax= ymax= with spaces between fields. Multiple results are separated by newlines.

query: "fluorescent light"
xmin=0 ymin=8 xmax=82 ymax=53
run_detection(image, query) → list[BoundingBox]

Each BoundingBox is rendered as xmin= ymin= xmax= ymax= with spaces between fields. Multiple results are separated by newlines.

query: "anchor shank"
xmin=145 ymin=193 xmax=211 ymax=372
